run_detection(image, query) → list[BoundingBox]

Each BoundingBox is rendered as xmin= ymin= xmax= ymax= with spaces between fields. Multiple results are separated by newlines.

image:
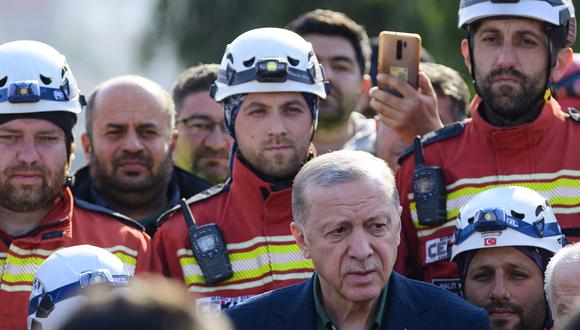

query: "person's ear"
xmin=170 ymin=130 xmax=178 ymax=151
xmin=461 ymin=39 xmax=472 ymax=75
xmin=550 ymin=47 xmax=573 ymax=82
xmin=291 ymin=222 xmax=310 ymax=259
xmin=81 ymin=132 xmax=92 ymax=161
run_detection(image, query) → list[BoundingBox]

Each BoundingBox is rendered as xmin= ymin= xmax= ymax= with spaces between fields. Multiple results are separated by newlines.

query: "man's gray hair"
xmin=292 ymin=150 xmax=400 ymax=226
xmin=545 ymin=242 xmax=580 ymax=314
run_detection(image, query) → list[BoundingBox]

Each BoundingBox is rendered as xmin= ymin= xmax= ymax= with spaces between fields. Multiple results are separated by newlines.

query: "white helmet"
xmin=211 ymin=27 xmax=327 ymax=102
xmin=27 ymin=245 xmax=131 ymax=330
xmin=0 ymin=40 xmax=83 ymax=115
xmin=450 ymin=186 xmax=565 ymax=261
xmin=458 ymin=0 xmax=576 ymax=46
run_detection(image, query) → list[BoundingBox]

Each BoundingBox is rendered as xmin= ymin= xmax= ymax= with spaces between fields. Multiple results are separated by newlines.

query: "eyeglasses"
xmin=177 ymin=115 xmax=227 ymax=136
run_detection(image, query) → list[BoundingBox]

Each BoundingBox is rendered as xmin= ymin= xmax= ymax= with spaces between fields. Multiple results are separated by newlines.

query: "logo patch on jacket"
xmin=425 ymin=235 xmax=452 ymax=264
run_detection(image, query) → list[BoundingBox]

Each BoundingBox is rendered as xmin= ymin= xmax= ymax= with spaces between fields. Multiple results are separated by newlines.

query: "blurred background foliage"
xmin=143 ymin=0 xmax=580 ymax=88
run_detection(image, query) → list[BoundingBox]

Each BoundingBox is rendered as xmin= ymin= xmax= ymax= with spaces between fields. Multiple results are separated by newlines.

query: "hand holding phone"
xmin=377 ymin=31 xmax=422 ymax=94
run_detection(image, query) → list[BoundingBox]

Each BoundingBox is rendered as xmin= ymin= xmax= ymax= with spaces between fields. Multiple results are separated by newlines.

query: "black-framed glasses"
xmin=177 ymin=115 xmax=227 ymax=136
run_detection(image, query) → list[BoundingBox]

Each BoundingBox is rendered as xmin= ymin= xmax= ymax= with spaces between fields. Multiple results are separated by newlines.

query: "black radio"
xmin=412 ymin=136 xmax=447 ymax=226
xmin=180 ymin=199 xmax=233 ymax=284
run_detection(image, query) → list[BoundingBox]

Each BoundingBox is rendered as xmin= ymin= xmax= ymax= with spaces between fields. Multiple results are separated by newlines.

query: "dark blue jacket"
xmin=226 ymin=272 xmax=489 ymax=330
xmin=71 ymin=165 xmax=211 ymax=236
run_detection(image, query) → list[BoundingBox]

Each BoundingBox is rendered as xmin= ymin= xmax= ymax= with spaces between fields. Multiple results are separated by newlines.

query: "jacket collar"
xmin=383 ymin=272 xmax=432 ymax=329
xmin=230 ymin=155 xmax=292 ymax=202
xmin=471 ymin=96 xmax=566 ymax=137
xmin=272 ymin=275 xmax=318 ymax=329
xmin=0 ymin=187 xmax=74 ymax=243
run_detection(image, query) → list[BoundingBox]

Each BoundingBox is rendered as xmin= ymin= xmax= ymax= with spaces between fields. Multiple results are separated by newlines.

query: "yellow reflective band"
xmin=410 ymin=177 xmax=580 ymax=232
xmin=112 ymin=252 xmax=137 ymax=267
xmin=549 ymin=196 xmax=580 ymax=206
xmin=229 ymin=244 xmax=303 ymax=262
xmin=5 ymin=254 xmax=45 ymax=267
xmin=180 ymin=243 xmax=303 ymax=266
xmin=446 ymin=180 xmax=580 ymax=203
xmin=183 ymin=259 xmax=314 ymax=286
xmin=2 ymin=271 xmax=35 ymax=284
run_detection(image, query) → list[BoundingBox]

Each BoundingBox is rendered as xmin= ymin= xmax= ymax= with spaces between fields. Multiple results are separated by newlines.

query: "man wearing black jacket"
xmin=72 ymin=75 xmax=211 ymax=236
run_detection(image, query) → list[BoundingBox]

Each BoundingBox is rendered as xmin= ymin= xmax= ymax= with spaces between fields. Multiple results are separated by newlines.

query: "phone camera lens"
xmin=396 ymin=40 xmax=403 ymax=60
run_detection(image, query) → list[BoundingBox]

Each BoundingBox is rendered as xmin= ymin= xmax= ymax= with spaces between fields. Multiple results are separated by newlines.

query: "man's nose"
xmin=267 ymin=112 xmax=288 ymax=137
xmin=122 ymin=130 xmax=144 ymax=152
xmin=496 ymin=43 xmax=517 ymax=69
xmin=17 ymin=137 xmax=41 ymax=164
xmin=347 ymin=229 xmax=374 ymax=261
xmin=489 ymin=276 xmax=511 ymax=301
xmin=204 ymin=123 xmax=229 ymax=151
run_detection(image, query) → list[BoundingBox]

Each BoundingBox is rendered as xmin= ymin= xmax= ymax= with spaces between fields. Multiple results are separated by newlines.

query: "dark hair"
xmin=420 ymin=62 xmax=471 ymax=121
xmin=285 ymin=9 xmax=370 ymax=76
xmin=172 ymin=63 xmax=220 ymax=115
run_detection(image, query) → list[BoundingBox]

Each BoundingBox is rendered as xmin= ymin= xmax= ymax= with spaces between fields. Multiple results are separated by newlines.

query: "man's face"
xmin=293 ymin=179 xmax=401 ymax=303
xmin=175 ymin=91 xmax=232 ymax=184
xmin=551 ymin=262 xmax=580 ymax=330
xmin=234 ymin=92 xmax=312 ymax=179
xmin=468 ymin=18 xmax=549 ymax=119
xmin=0 ymin=119 xmax=68 ymax=212
xmin=304 ymin=34 xmax=363 ymax=129
xmin=464 ymin=247 xmax=546 ymax=330
xmin=83 ymin=83 xmax=174 ymax=203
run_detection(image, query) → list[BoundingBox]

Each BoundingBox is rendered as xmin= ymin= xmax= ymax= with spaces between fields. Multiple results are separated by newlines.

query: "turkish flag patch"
xmin=484 ymin=237 xmax=497 ymax=246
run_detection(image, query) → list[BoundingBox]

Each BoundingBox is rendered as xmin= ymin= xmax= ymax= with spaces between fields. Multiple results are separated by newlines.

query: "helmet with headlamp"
xmin=0 ymin=40 xmax=84 ymax=115
xmin=210 ymin=27 xmax=327 ymax=102
xmin=27 ymin=245 xmax=131 ymax=330
xmin=450 ymin=186 xmax=565 ymax=261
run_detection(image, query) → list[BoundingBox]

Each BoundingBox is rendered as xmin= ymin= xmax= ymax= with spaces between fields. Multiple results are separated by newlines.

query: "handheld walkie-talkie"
xmin=180 ymin=199 xmax=233 ymax=284
xmin=412 ymin=136 xmax=447 ymax=226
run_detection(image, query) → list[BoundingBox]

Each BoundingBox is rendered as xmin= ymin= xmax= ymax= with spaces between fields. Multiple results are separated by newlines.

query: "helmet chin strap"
xmin=466 ymin=27 xmax=482 ymax=98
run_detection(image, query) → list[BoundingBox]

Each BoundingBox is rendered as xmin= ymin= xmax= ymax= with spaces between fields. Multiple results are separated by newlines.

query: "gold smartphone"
xmin=377 ymin=31 xmax=422 ymax=92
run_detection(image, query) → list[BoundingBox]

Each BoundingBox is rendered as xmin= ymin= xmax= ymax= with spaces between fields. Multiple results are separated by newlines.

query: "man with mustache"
xmin=0 ymin=41 xmax=152 ymax=330
xmin=369 ymin=0 xmax=580 ymax=296
xmin=154 ymin=28 xmax=326 ymax=312
xmin=286 ymin=9 xmax=378 ymax=155
xmin=450 ymin=186 xmax=565 ymax=330
xmin=173 ymin=64 xmax=233 ymax=184
xmin=71 ymin=75 xmax=211 ymax=236
xmin=226 ymin=150 xmax=489 ymax=330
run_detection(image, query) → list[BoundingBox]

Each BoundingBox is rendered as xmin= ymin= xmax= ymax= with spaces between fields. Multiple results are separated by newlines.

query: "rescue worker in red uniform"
xmin=0 ymin=40 xmax=152 ymax=329
xmin=153 ymin=27 xmax=327 ymax=313
xmin=369 ymin=0 xmax=578 ymax=294
xmin=450 ymin=186 xmax=565 ymax=330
